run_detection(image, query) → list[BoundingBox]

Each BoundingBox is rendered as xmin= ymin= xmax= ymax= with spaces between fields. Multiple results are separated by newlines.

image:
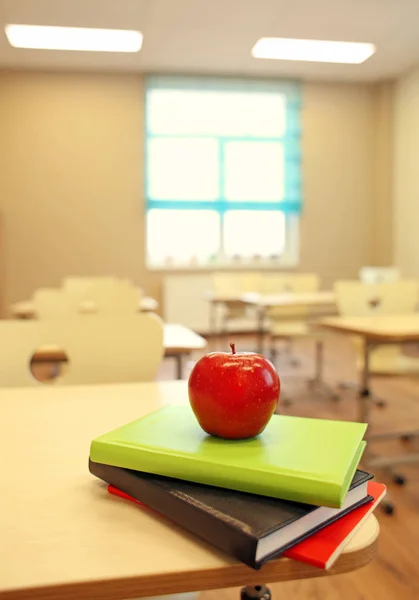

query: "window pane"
xmin=147 ymin=138 xmax=219 ymax=200
xmin=224 ymin=141 xmax=284 ymax=201
xmin=223 ymin=211 xmax=285 ymax=258
xmin=147 ymin=89 xmax=285 ymax=137
xmin=147 ymin=209 xmax=220 ymax=264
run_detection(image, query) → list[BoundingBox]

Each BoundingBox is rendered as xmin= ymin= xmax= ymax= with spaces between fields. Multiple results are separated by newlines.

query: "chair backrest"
xmin=359 ymin=267 xmax=400 ymax=284
xmin=211 ymin=272 xmax=262 ymax=295
xmin=62 ymin=276 xmax=117 ymax=291
xmin=33 ymin=288 xmax=78 ymax=319
xmin=81 ymin=280 xmax=141 ymax=314
xmin=0 ymin=314 xmax=164 ymax=387
xmin=262 ymin=273 xmax=320 ymax=319
xmin=55 ymin=313 xmax=164 ymax=385
xmin=261 ymin=273 xmax=320 ymax=294
xmin=0 ymin=321 xmax=46 ymax=387
xmin=335 ymin=279 xmax=419 ymax=317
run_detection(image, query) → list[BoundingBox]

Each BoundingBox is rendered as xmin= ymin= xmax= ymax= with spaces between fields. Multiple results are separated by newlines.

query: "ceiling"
xmin=0 ymin=0 xmax=419 ymax=82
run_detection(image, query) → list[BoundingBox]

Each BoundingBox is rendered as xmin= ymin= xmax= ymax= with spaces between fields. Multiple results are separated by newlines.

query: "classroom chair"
xmin=81 ymin=280 xmax=142 ymax=315
xmin=0 ymin=314 xmax=164 ymax=387
xmin=62 ymin=275 xmax=118 ymax=293
xmin=33 ymin=288 xmax=79 ymax=319
xmin=55 ymin=313 xmax=164 ymax=385
xmin=334 ymin=279 xmax=419 ymax=400
xmin=0 ymin=321 xmax=47 ymax=386
xmin=359 ymin=266 xmax=400 ymax=284
xmin=211 ymin=271 xmax=262 ymax=336
xmin=265 ymin=273 xmax=320 ymax=367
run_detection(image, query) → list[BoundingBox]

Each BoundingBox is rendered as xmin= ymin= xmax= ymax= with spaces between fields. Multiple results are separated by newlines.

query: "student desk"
xmin=242 ymin=291 xmax=336 ymax=353
xmin=0 ymin=381 xmax=379 ymax=600
xmin=205 ymin=291 xmax=336 ymax=351
xmin=318 ymin=314 xmax=419 ymax=493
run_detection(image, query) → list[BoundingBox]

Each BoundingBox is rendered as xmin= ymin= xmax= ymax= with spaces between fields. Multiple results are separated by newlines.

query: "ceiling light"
xmin=5 ymin=25 xmax=143 ymax=52
xmin=252 ymin=38 xmax=375 ymax=64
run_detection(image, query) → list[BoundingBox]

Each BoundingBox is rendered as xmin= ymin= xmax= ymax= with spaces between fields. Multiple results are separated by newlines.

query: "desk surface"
xmin=204 ymin=291 xmax=249 ymax=305
xmin=319 ymin=313 xmax=419 ymax=342
xmin=11 ymin=296 xmax=159 ymax=318
xmin=0 ymin=381 xmax=378 ymax=600
xmin=242 ymin=290 xmax=336 ymax=308
xmin=163 ymin=323 xmax=207 ymax=352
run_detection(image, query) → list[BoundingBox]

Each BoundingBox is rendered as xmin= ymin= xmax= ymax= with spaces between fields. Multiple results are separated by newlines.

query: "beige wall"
xmin=371 ymin=82 xmax=394 ymax=265
xmin=394 ymin=67 xmax=419 ymax=276
xmin=300 ymin=82 xmax=376 ymax=286
xmin=0 ymin=71 xmax=390 ymax=313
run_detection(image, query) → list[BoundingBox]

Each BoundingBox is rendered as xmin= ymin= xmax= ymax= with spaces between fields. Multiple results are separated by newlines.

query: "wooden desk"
xmin=32 ymin=324 xmax=207 ymax=380
xmin=320 ymin=313 xmax=419 ymax=343
xmin=163 ymin=324 xmax=207 ymax=378
xmin=318 ymin=314 xmax=419 ymax=486
xmin=10 ymin=296 xmax=159 ymax=319
xmin=204 ymin=292 xmax=250 ymax=338
xmin=205 ymin=291 xmax=336 ymax=346
xmin=242 ymin=291 xmax=336 ymax=309
xmin=241 ymin=291 xmax=336 ymax=352
xmin=0 ymin=381 xmax=379 ymax=600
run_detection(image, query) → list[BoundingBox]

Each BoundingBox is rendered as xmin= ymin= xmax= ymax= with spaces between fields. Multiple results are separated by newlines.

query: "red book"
xmin=283 ymin=481 xmax=385 ymax=568
xmin=107 ymin=481 xmax=385 ymax=570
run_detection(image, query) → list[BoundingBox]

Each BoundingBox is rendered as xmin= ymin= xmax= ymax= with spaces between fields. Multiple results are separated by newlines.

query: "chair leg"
xmin=269 ymin=338 xmax=278 ymax=364
xmin=308 ymin=340 xmax=340 ymax=401
xmin=221 ymin=312 xmax=229 ymax=347
xmin=284 ymin=338 xmax=301 ymax=368
xmin=337 ymin=380 xmax=387 ymax=408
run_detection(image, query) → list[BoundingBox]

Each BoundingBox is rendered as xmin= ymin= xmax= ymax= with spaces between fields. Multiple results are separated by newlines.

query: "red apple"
xmin=188 ymin=343 xmax=280 ymax=440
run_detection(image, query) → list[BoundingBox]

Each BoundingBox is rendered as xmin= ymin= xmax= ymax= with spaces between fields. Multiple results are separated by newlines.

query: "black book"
xmin=89 ymin=459 xmax=373 ymax=570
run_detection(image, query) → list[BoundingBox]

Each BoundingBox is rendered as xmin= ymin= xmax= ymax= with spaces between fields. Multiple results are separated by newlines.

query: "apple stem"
xmin=230 ymin=343 xmax=236 ymax=354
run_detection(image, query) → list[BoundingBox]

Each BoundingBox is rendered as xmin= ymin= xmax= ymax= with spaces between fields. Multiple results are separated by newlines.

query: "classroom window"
xmin=145 ymin=76 xmax=302 ymax=268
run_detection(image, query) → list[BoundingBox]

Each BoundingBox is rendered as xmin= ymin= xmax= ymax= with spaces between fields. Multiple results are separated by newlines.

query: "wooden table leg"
xmin=306 ymin=339 xmax=339 ymax=401
xmin=257 ymin=307 xmax=266 ymax=354
xmin=174 ymin=354 xmax=183 ymax=380
xmin=359 ymin=339 xmax=372 ymax=424
xmin=209 ymin=301 xmax=217 ymax=349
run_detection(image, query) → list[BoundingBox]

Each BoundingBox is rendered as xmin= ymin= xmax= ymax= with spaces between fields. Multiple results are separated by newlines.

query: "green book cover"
xmin=90 ymin=406 xmax=367 ymax=508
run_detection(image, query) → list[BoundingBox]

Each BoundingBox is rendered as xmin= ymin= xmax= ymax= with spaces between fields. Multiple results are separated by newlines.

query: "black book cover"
xmin=89 ymin=459 xmax=373 ymax=569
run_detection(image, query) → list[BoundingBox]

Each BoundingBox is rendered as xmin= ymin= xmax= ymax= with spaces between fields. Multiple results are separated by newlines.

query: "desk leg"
xmin=359 ymin=340 xmax=371 ymax=424
xmin=307 ymin=340 xmax=339 ymax=401
xmin=209 ymin=301 xmax=217 ymax=346
xmin=241 ymin=585 xmax=271 ymax=600
xmin=257 ymin=308 xmax=266 ymax=354
xmin=314 ymin=339 xmax=323 ymax=382
xmin=175 ymin=355 xmax=183 ymax=380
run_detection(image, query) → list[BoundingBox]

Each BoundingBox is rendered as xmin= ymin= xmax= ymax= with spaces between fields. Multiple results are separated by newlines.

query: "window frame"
xmin=144 ymin=76 xmax=301 ymax=271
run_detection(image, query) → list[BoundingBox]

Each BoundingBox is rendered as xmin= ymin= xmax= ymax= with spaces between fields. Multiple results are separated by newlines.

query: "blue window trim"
xmin=145 ymin=76 xmax=302 ymax=215
xmin=147 ymin=199 xmax=301 ymax=213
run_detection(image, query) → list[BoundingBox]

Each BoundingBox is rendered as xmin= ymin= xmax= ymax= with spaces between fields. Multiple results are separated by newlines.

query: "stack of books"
xmin=89 ymin=405 xmax=385 ymax=570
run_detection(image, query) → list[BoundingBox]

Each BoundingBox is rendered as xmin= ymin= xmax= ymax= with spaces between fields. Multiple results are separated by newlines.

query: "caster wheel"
xmin=383 ymin=501 xmax=395 ymax=515
xmin=376 ymin=400 xmax=386 ymax=408
xmin=393 ymin=474 xmax=406 ymax=486
xmin=241 ymin=585 xmax=272 ymax=600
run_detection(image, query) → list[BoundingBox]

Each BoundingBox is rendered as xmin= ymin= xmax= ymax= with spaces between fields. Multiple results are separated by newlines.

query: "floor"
xmin=157 ymin=333 xmax=419 ymax=600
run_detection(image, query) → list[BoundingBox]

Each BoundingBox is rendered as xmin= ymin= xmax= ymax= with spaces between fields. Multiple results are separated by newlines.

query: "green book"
xmin=90 ymin=406 xmax=367 ymax=508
